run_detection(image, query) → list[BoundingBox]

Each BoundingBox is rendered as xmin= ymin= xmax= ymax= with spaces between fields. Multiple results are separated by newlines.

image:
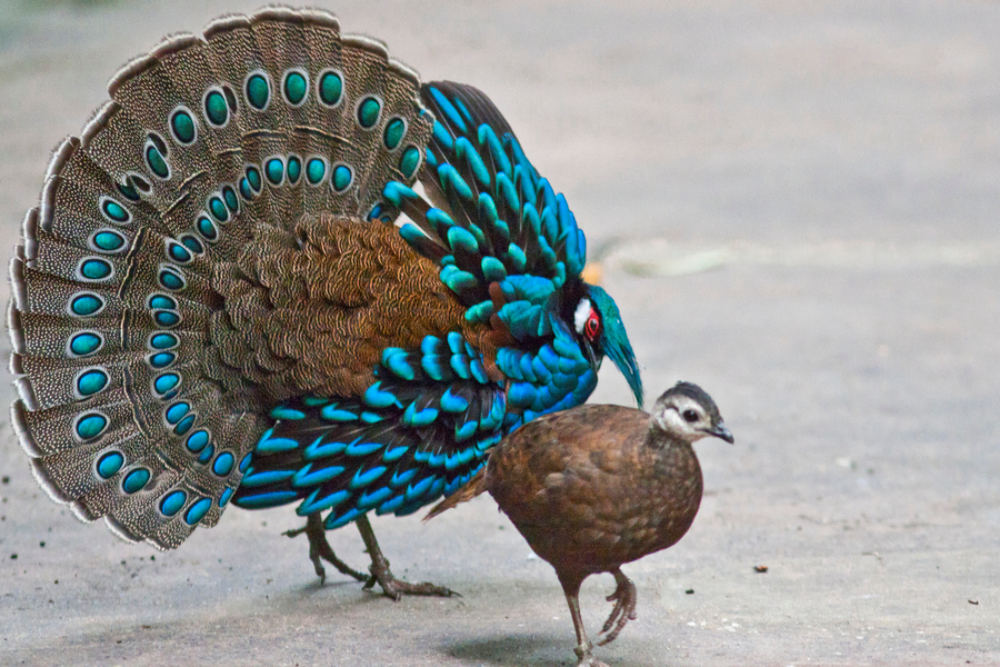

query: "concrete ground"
xmin=1 ymin=0 xmax=998 ymax=665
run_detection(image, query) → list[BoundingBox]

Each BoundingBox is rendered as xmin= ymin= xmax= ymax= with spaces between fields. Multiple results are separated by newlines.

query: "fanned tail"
xmin=8 ymin=8 xmax=431 ymax=549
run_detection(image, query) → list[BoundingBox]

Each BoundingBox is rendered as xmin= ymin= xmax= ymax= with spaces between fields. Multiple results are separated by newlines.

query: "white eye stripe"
xmin=574 ymin=298 xmax=591 ymax=335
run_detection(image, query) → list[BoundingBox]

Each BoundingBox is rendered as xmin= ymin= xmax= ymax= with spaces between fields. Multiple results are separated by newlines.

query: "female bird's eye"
xmin=584 ymin=310 xmax=601 ymax=341
xmin=682 ymin=409 xmax=699 ymax=423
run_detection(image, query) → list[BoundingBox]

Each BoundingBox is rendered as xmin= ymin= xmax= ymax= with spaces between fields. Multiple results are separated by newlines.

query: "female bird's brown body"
xmin=429 ymin=382 xmax=732 ymax=666
xmin=487 ymin=404 xmax=703 ymax=589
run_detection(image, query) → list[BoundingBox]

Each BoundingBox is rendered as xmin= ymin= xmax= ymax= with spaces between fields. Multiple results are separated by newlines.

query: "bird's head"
xmin=573 ymin=284 xmax=643 ymax=408
xmin=651 ymin=382 xmax=734 ymax=444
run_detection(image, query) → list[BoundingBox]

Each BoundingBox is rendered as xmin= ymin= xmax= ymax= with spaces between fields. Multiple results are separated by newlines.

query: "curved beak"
xmin=705 ymin=421 xmax=735 ymax=444
xmin=582 ymin=338 xmax=600 ymax=373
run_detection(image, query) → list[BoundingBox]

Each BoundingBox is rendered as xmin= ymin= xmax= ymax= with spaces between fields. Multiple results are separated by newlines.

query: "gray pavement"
xmin=1 ymin=1 xmax=999 ymax=665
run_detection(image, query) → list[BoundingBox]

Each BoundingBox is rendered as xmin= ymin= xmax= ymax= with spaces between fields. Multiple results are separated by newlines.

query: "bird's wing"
xmin=382 ymin=82 xmax=599 ymax=427
xmin=233 ymin=333 xmax=505 ymax=525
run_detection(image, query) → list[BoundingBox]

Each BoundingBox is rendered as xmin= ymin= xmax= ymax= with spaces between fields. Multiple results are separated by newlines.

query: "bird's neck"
xmin=643 ymin=428 xmax=704 ymax=509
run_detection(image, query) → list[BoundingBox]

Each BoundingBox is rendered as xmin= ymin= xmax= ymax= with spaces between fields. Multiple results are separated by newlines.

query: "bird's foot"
xmin=284 ymin=514 xmax=368 ymax=585
xmin=354 ymin=514 xmax=459 ymax=600
xmin=362 ymin=549 xmax=459 ymax=600
xmin=595 ymin=572 xmax=638 ymax=646
xmin=573 ymin=642 xmax=610 ymax=667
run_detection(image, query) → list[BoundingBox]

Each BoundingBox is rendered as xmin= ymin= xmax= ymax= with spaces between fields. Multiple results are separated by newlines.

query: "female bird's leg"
xmin=355 ymin=514 xmax=458 ymax=600
xmin=284 ymin=513 xmax=368 ymax=584
xmin=595 ymin=568 xmax=638 ymax=646
xmin=561 ymin=576 xmax=610 ymax=667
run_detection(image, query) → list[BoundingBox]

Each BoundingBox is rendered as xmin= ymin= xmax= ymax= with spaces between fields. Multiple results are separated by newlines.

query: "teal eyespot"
xmin=75 ymin=412 xmax=108 ymax=440
xmin=69 ymin=332 xmax=103 ymax=357
xmin=196 ymin=215 xmax=218 ymax=241
xmin=76 ymin=368 xmax=109 ymax=397
xmin=198 ymin=443 xmax=215 ymax=464
xmin=165 ymin=402 xmax=190 ymax=425
xmin=306 ymin=158 xmax=326 ymax=185
xmin=246 ymin=165 xmax=262 ymax=192
xmin=219 ymin=487 xmax=234 ymax=507
xmin=154 ymin=311 xmax=180 ymax=327
xmin=122 ymin=468 xmax=150 ymax=494
xmin=357 ymin=96 xmax=381 ymax=129
xmin=148 ymin=351 xmax=177 ymax=369
xmin=332 ymin=164 xmax=353 ymax=193
xmin=153 ymin=373 xmax=180 ymax=396
xmin=383 ymin=118 xmax=406 ymax=150
xmin=184 ymin=497 xmax=212 ymax=525
xmin=78 ymin=258 xmax=112 ymax=281
xmin=157 ymin=267 xmax=186 ymax=291
xmin=149 ymin=333 xmax=178 ymax=350
xmin=208 ymin=195 xmax=228 ymax=223
xmin=399 ymin=146 xmax=421 ymax=179
xmin=170 ymin=108 xmax=196 ymax=144
xmin=318 ymin=70 xmax=343 ymax=106
xmin=239 ymin=453 xmax=252 ymax=473
xmin=287 ymin=155 xmax=302 ymax=184
xmin=283 ymin=70 xmax=308 ymax=105
xmin=179 ymin=234 xmax=203 ymax=255
xmin=222 ymin=185 xmax=239 ymax=212
xmin=239 ymin=178 xmax=253 ymax=200
xmin=160 ymin=490 xmax=187 ymax=517
xmin=367 ymin=203 xmax=383 ymax=221
xmin=148 ymin=294 xmax=177 ymax=310
xmin=96 ymin=451 xmax=124 ymax=479
xmin=265 ymin=158 xmax=284 ymax=185
xmin=245 ymin=72 xmax=270 ymax=110
xmin=100 ymin=197 xmax=130 ymax=224
xmin=91 ymin=230 xmax=126 ymax=253
xmin=204 ymin=89 xmax=228 ymax=126
xmin=69 ymin=293 xmax=104 ymax=317
xmin=212 ymin=452 xmax=234 ymax=477
xmin=186 ymin=429 xmax=209 ymax=453
xmin=167 ymin=242 xmax=192 ymax=264
xmin=144 ymin=136 xmax=170 ymax=179
xmin=174 ymin=415 xmax=196 ymax=436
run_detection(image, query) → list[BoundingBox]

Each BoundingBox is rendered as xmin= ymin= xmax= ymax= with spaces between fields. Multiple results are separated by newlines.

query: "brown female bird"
xmin=428 ymin=382 xmax=733 ymax=666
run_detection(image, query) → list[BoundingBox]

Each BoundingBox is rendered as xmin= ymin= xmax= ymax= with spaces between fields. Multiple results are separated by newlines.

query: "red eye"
xmin=584 ymin=309 xmax=601 ymax=340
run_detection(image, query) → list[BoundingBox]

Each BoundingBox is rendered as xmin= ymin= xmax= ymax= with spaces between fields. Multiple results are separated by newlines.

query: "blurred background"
xmin=0 ymin=1 xmax=998 ymax=665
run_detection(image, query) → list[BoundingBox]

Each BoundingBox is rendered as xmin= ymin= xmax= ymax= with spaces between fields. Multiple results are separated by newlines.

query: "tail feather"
xmin=8 ymin=7 xmax=431 ymax=549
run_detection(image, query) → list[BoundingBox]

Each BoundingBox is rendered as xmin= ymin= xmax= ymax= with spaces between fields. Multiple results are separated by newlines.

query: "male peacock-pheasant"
xmin=8 ymin=7 xmax=643 ymax=599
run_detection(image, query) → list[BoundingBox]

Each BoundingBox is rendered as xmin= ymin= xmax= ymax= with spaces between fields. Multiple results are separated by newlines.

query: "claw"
xmin=285 ymin=514 xmax=367 ymax=584
xmin=595 ymin=570 xmax=637 ymax=647
xmin=355 ymin=514 xmax=460 ymax=599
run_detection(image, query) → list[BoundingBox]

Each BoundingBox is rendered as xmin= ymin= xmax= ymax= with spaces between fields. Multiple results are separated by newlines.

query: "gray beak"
xmin=706 ymin=421 xmax=735 ymax=444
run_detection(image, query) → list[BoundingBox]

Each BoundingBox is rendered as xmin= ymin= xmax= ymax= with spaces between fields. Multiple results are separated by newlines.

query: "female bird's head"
xmin=651 ymin=382 xmax=734 ymax=444
xmin=573 ymin=284 xmax=644 ymax=408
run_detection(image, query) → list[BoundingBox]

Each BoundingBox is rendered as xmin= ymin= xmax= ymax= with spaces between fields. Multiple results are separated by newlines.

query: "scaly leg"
xmin=355 ymin=514 xmax=458 ymax=600
xmin=561 ymin=575 xmax=609 ymax=667
xmin=284 ymin=513 xmax=367 ymax=584
xmin=595 ymin=568 xmax=638 ymax=647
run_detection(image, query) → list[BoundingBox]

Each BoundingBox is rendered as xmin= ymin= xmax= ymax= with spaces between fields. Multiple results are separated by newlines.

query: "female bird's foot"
xmin=573 ymin=642 xmax=610 ymax=667
xmin=596 ymin=569 xmax=638 ymax=646
xmin=284 ymin=514 xmax=368 ymax=584
xmin=356 ymin=515 xmax=459 ymax=600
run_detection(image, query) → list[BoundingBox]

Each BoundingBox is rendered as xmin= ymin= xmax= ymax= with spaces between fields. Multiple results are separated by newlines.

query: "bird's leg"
xmin=354 ymin=514 xmax=458 ymax=600
xmin=562 ymin=577 xmax=609 ymax=667
xmin=595 ymin=568 xmax=638 ymax=647
xmin=284 ymin=513 xmax=368 ymax=584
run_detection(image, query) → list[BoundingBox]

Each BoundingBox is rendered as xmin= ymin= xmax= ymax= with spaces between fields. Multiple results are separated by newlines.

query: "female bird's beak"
xmin=705 ymin=422 xmax=735 ymax=444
